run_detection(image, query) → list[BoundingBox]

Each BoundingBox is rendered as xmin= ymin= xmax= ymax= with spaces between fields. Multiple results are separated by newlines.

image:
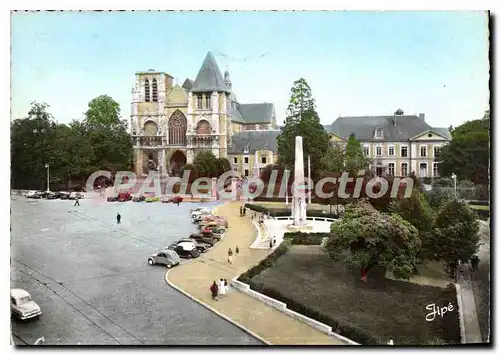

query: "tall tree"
xmin=277 ymin=78 xmax=330 ymax=179
xmin=438 ymin=109 xmax=490 ymax=185
xmin=344 ymin=133 xmax=371 ymax=175
xmin=84 ymin=95 xmax=132 ymax=173
xmin=320 ymin=144 xmax=345 ymax=174
xmin=325 ymin=199 xmax=421 ymax=281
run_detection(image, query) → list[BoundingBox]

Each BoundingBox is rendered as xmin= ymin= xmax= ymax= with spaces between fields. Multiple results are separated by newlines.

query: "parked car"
xmin=10 ymin=289 xmax=42 ymax=320
xmin=166 ymin=241 xmax=200 ymax=259
xmin=59 ymin=192 xmax=70 ymax=200
xmin=176 ymin=238 xmax=211 ymax=253
xmin=45 ymin=191 xmax=62 ymax=199
xmin=189 ymin=233 xmax=219 ymax=246
xmin=25 ymin=191 xmax=41 ymax=199
xmin=132 ymin=195 xmax=146 ymax=202
xmin=117 ymin=192 xmax=132 ymax=202
xmin=69 ymin=192 xmax=84 ymax=200
xmin=172 ymin=196 xmax=183 ymax=203
xmin=190 ymin=207 xmax=212 ymax=218
xmin=107 ymin=196 xmax=118 ymax=202
xmin=161 ymin=197 xmax=172 ymax=203
xmin=147 ymin=250 xmax=180 ymax=268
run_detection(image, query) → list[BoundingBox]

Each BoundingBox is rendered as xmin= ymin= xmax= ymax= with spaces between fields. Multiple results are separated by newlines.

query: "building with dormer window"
xmin=130 ymin=51 xmax=278 ymax=176
xmin=325 ymin=111 xmax=452 ymax=178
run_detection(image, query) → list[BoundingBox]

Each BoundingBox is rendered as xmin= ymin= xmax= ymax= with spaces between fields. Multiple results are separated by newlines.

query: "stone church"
xmin=130 ymin=51 xmax=279 ymax=177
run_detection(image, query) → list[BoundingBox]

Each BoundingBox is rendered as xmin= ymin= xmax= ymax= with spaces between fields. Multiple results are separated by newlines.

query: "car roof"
xmin=11 ymin=289 xmax=30 ymax=298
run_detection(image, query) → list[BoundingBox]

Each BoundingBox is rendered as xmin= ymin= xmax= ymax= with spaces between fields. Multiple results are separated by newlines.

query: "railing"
xmin=273 ymin=216 xmax=338 ymax=223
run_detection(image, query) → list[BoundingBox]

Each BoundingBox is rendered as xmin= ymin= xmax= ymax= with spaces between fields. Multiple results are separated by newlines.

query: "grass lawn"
xmin=250 ymin=246 xmax=461 ymax=345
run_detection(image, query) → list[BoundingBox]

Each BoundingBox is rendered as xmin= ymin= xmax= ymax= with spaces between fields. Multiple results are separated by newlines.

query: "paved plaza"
xmin=10 ymin=196 xmax=261 ymax=345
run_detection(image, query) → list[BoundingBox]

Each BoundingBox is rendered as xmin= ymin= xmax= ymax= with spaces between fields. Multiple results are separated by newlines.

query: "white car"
xmin=190 ymin=207 xmax=212 ymax=218
xmin=25 ymin=191 xmax=41 ymax=199
xmin=11 ymin=289 xmax=42 ymax=320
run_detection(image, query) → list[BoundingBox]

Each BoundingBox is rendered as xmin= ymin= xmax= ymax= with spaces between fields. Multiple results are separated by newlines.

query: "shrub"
xmin=426 ymin=187 xmax=455 ymax=211
xmin=238 ymin=241 xmax=290 ymax=284
xmin=283 ymin=232 xmax=328 ymax=245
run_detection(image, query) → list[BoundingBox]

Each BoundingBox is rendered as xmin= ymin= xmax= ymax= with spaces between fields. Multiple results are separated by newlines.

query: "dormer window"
xmin=243 ymin=145 xmax=249 ymax=154
xmin=375 ymin=128 xmax=383 ymax=139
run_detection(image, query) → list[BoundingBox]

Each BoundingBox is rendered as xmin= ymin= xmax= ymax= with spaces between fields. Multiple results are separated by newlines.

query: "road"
xmin=10 ymin=196 xmax=261 ymax=345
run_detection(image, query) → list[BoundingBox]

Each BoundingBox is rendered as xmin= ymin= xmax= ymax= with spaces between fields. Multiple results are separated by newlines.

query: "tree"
xmin=425 ymin=186 xmax=455 ymax=211
xmin=344 ymin=133 xmax=371 ymax=175
xmin=193 ymin=150 xmax=220 ymax=178
xmin=84 ymin=95 xmax=132 ymax=174
xmin=389 ymin=186 xmax=434 ymax=233
xmin=277 ymin=78 xmax=330 ymax=179
xmin=319 ymin=144 xmax=345 ymax=175
xmin=325 ymin=200 xmax=421 ymax=281
xmin=427 ymin=200 xmax=480 ymax=277
xmin=438 ymin=110 xmax=490 ymax=185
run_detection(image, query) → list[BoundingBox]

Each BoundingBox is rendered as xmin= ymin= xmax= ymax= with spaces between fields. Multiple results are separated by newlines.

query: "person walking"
xmin=210 ymin=281 xmax=219 ymax=301
xmin=228 ymin=248 xmax=234 ymax=264
xmin=116 ymin=213 xmax=121 ymax=224
xmin=273 ymin=237 xmax=276 ymax=247
xmin=269 ymin=238 xmax=273 ymax=249
xmin=219 ymin=278 xmax=226 ymax=299
xmin=235 ymin=245 xmax=239 ymax=258
xmin=224 ymin=279 xmax=229 ymax=295
xmin=74 ymin=197 xmax=80 ymax=207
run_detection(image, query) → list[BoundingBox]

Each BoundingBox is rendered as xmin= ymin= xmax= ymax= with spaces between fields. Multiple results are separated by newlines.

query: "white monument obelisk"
xmin=292 ymin=136 xmax=307 ymax=226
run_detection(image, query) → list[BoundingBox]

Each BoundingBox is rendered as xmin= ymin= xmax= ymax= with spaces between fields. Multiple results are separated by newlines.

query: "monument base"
xmin=287 ymin=222 xmax=313 ymax=232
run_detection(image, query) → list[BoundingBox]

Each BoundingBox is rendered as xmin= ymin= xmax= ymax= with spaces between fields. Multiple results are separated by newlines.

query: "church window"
xmin=152 ymin=79 xmax=158 ymax=102
xmin=205 ymin=95 xmax=212 ymax=110
xmin=197 ymin=94 xmax=203 ymax=109
xmin=168 ymin=110 xmax=187 ymax=146
xmin=144 ymin=79 xmax=150 ymax=102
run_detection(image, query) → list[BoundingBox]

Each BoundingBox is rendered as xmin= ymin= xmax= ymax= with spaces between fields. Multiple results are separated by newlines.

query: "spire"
xmin=224 ymin=65 xmax=232 ymax=91
xmin=191 ymin=51 xmax=229 ymax=93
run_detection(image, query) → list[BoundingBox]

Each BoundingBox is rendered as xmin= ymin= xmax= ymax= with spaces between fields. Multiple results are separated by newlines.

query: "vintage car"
xmin=147 ymin=250 xmax=180 ymax=268
xmin=45 ymin=191 xmax=62 ymax=199
xmin=25 ymin=191 xmax=42 ymax=199
xmin=176 ymin=238 xmax=211 ymax=253
xmin=189 ymin=233 xmax=219 ymax=245
xmin=132 ymin=195 xmax=146 ymax=202
xmin=166 ymin=241 xmax=200 ymax=259
xmin=117 ymin=192 xmax=132 ymax=202
xmin=172 ymin=196 xmax=183 ymax=203
xmin=161 ymin=197 xmax=173 ymax=203
xmin=59 ymin=191 xmax=71 ymax=200
xmin=69 ymin=192 xmax=84 ymax=200
xmin=107 ymin=196 xmax=118 ymax=202
xmin=11 ymin=289 xmax=42 ymax=320
xmin=190 ymin=207 xmax=212 ymax=218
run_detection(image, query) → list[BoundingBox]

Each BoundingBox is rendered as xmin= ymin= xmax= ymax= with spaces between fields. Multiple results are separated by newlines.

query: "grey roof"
xmin=228 ymin=130 xmax=281 ymax=154
xmin=182 ymin=78 xmax=193 ymax=90
xmin=432 ymin=127 xmax=452 ymax=139
xmin=191 ymin=52 xmax=229 ymax=93
xmin=230 ymin=102 xmax=245 ymax=124
xmin=326 ymin=115 xmax=448 ymax=141
xmin=237 ymin=103 xmax=274 ymax=124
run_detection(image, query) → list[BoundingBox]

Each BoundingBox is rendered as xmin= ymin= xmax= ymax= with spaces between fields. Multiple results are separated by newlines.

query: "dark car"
xmin=107 ymin=196 xmax=118 ymax=202
xmin=166 ymin=241 xmax=200 ymax=259
xmin=133 ymin=195 xmax=146 ymax=202
xmin=177 ymin=238 xmax=211 ymax=253
xmin=45 ymin=192 xmax=62 ymax=199
xmin=189 ymin=233 xmax=219 ymax=246
xmin=148 ymin=250 xmax=180 ymax=268
xmin=118 ymin=192 xmax=132 ymax=202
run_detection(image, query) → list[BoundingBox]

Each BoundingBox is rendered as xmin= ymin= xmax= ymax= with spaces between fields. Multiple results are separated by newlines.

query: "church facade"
xmin=130 ymin=51 xmax=279 ymax=177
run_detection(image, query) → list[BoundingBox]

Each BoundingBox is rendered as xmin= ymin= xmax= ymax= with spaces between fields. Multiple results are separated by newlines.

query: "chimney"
xmin=419 ymin=113 xmax=425 ymax=121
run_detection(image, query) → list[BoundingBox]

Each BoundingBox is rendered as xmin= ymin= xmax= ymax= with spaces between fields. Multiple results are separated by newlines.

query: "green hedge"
xmin=283 ymin=232 xmax=328 ymax=245
xmin=248 ymin=281 xmax=380 ymax=345
xmin=238 ymin=241 xmax=290 ymax=284
xmin=244 ymin=203 xmax=340 ymax=219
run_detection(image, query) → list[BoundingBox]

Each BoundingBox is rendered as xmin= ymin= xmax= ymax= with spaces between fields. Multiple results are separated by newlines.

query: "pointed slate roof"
xmin=191 ymin=52 xmax=229 ymax=93
xmin=182 ymin=78 xmax=194 ymax=90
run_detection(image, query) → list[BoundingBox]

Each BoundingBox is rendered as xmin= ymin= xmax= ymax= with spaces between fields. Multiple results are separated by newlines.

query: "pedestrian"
xmin=470 ymin=255 xmax=480 ymax=272
xmin=74 ymin=197 xmax=80 ymax=207
xmin=224 ymin=278 xmax=229 ymax=295
xmin=269 ymin=238 xmax=273 ymax=249
xmin=210 ymin=281 xmax=218 ymax=301
xmin=228 ymin=248 xmax=233 ymax=264
xmin=219 ymin=278 xmax=226 ymax=298
xmin=116 ymin=213 xmax=121 ymax=224
xmin=273 ymin=237 xmax=276 ymax=247
xmin=235 ymin=245 xmax=239 ymax=257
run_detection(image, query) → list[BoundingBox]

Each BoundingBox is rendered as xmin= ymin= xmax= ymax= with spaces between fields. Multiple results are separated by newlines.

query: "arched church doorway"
xmin=169 ymin=150 xmax=187 ymax=177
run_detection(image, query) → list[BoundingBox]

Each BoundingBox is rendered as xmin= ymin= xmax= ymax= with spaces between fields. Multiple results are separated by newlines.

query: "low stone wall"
xmin=455 ymin=283 xmax=466 ymax=343
xmin=231 ymin=276 xmax=359 ymax=345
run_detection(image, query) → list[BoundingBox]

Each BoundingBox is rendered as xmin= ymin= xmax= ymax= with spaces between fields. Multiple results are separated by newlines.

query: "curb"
xmin=455 ymin=283 xmax=467 ymax=343
xmin=164 ymin=268 xmax=271 ymax=345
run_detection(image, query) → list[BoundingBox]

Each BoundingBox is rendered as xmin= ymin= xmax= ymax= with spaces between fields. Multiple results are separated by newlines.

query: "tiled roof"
xmin=326 ymin=115 xmax=450 ymax=141
xmin=237 ymin=103 xmax=274 ymax=124
xmin=432 ymin=127 xmax=452 ymax=140
xmin=230 ymin=102 xmax=245 ymax=124
xmin=182 ymin=78 xmax=194 ymax=90
xmin=228 ymin=130 xmax=280 ymax=154
xmin=191 ymin=52 xmax=229 ymax=93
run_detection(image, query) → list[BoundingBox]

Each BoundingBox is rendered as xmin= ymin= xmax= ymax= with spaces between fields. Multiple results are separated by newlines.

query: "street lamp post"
xmin=45 ymin=164 xmax=50 ymax=192
xmin=451 ymin=173 xmax=457 ymax=198
xmin=308 ymin=155 xmax=311 ymax=205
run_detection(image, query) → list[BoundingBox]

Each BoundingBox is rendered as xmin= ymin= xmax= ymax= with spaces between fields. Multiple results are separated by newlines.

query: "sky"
xmin=11 ymin=11 xmax=490 ymax=129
